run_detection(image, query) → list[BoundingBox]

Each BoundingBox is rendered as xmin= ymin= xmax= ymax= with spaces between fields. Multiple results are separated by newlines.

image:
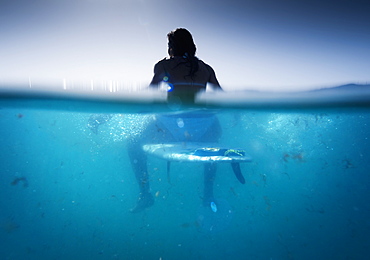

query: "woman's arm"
xmin=149 ymin=60 xmax=166 ymax=88
xmin=207 ymin=65 xmax=223 ymax=91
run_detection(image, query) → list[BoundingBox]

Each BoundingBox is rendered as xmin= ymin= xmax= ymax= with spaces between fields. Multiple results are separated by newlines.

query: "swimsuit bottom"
xmin=154 ymin=110 xmax=219 ymax=142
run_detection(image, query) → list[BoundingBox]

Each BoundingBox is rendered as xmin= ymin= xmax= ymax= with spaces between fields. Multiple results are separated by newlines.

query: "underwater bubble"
xmin=177 ymin=118 xmax=184 ymax=128
xmin=197 ymin=199 xmax=233 ymax=233
xmin=210 ymin=201 xmax=217 ymax=212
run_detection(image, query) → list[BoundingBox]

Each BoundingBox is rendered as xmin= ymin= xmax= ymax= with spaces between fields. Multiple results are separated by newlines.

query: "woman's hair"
xmin=167 ymin=28 xmax=199 ymax=78
xmin=167 ymin=28 xmax=197 ymax=57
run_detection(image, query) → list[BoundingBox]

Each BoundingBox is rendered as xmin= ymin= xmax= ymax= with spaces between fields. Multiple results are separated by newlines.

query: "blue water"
xmin=1 ymin=89 xmax=370 ymax=259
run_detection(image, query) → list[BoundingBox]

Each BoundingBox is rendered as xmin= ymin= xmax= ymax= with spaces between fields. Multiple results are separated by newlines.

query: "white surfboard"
xmin=142 ymin=143 xmax=252 ymax=163
xmin=142 ymin=143 xmax=252 ymax=184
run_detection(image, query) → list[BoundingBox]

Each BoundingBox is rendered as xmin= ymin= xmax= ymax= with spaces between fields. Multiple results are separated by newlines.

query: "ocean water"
xmin=0 ymin=86 xmax=370 ymax=260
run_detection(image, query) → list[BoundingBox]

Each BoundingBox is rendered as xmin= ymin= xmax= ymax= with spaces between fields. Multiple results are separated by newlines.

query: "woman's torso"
xmin=159 ymin=57 xmax=213 ymax=90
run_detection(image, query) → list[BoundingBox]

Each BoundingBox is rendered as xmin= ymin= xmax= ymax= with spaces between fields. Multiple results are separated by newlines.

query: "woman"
xmin=128 ymin=28 xmax=223 ymax=213
xmin=150 ymin=28 xmax=222 ymax=103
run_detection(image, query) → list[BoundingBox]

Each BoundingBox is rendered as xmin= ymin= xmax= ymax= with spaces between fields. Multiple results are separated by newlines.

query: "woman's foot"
xmin=203 ymin=196 xmax=215 ymax=207
xmin=130 ymin=193 xmax=154 ymax=213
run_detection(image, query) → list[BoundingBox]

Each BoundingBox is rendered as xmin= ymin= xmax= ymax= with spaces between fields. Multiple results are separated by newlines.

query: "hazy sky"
xmin=1 ymin=0 xmax=369 ymax=91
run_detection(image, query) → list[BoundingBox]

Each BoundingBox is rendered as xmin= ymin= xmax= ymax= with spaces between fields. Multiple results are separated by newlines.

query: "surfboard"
xmin=143 ymin=143 xmax=252 ymax=184
xmin=142 ymin=143 xmax=252 ymax=163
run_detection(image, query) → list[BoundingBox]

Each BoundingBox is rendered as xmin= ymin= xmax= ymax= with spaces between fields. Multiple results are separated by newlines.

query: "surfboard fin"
xmin=231 ymin=163 xmax=245 ymax=184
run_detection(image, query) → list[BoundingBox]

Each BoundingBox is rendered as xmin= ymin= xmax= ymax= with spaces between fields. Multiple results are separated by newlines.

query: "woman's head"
xmin=167 ymin=28 xmax=196 ymax=58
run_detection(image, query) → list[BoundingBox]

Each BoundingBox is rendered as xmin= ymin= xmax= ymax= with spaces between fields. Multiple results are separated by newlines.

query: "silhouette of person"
xmin=128 ymin=28 xmax=223 ymax=213
xmin=150 ymin=28 xmax=222 ymax=104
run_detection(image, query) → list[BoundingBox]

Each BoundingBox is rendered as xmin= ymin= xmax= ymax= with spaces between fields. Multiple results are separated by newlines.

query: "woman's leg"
xmin=127 ymin=139 xmax=154 ymax=213
xmin=203 ymin=163 xmax=217 ymax=206
xmin=201 ymin=117 xmax=222 ymax=206
xmin=127 ymin=117 xmax=174 ymax=213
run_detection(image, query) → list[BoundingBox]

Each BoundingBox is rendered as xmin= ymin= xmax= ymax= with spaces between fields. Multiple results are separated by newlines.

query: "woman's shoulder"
xmin=155 ymin=57 xmax=181 ymax=67
xmin=155 ymin=57 xmax=168 ymax=65
xmin=198 ymin=59 xmax=215 ymax=73
xmin=153 ymin=58 xmax=170 ymax=72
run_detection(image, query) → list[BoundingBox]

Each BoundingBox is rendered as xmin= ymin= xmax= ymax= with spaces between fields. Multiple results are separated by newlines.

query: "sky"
xmin=0 ymin=0 xmax=369 ymax=91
